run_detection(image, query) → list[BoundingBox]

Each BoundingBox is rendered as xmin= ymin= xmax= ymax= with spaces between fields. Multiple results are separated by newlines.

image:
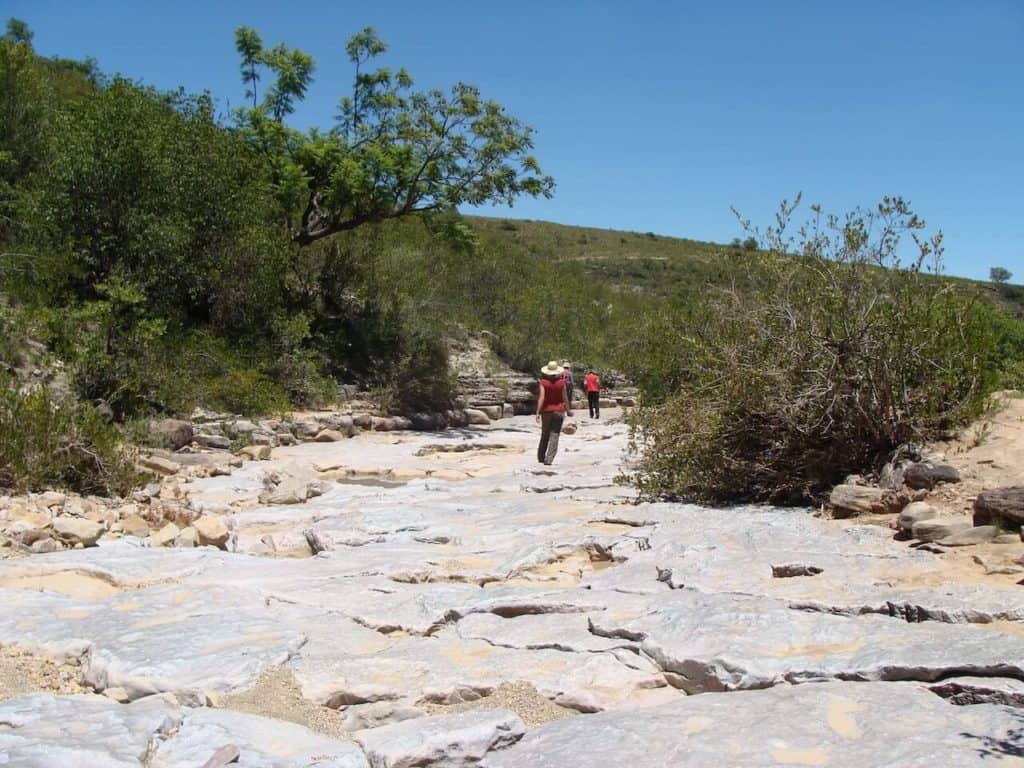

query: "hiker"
xmin=584 ymin=369 xmax=601 ymax=418
xmin=562 ymin=363 xmax=575 ymax=408
xmin=536 ymin=360 xmax=572 ymax=465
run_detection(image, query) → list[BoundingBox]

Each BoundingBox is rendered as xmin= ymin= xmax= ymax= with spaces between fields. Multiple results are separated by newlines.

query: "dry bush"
xmin=630 ymin=196 xmax=1000 ymax=504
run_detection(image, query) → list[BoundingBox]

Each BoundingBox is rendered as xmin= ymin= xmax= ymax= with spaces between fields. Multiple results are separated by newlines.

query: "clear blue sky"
xmin=9 ymin=0 xmax=1023 ymax=281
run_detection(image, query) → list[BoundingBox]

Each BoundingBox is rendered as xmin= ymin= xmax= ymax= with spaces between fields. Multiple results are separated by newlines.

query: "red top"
xmin=584 ymin=373 xmax=600 ymax=392
xmin=539 ymin=377 xmax=567 ymax=413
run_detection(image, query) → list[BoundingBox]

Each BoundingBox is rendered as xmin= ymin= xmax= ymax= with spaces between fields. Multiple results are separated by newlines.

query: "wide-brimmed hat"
xmin=540 ymin=360 xmax=564 ymax=376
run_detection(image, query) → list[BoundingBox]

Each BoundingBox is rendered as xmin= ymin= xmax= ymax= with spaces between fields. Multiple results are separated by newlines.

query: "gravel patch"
xmin=420 ymin=681 xmax=577 ymax=727
xmin=218 ymin=666 xmax=346 ymax=738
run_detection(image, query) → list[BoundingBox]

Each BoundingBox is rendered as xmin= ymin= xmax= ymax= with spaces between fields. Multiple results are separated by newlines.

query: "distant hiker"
xmin=584 ymin=369 xmax=601 ymax=418
xmin=536 ymin=360 xmax=572 ymax=465
xmin=562 ymin=364 xmax=575 ymax=407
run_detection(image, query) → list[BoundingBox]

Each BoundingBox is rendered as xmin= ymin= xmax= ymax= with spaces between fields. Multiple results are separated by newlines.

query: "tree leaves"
xmin=232 ymin=26 xmax=554 ymax=245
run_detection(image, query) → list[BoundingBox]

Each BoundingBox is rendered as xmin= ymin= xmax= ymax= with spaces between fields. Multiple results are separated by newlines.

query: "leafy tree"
xmin=990 ymin=266 xmax=1012 ymax=284
xmin=233 ymin=26 xmax=554 ymax=245
xmin=3 ymin=18 xmax=32 ymax=44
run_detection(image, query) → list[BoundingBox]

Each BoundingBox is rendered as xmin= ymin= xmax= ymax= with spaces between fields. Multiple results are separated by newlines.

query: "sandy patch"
xmin=419 ymin=680 xmax=576 ymax=727
xmin=0 ymin=571 xmax=120 ymax=600
xmin=218 ymin=666 xmax=345 ymax=738
xmin=0 ymin=646 xmax=87 ymax=702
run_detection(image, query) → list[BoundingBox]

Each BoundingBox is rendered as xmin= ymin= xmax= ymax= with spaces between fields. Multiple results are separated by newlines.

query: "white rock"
xmin=356 ymin=709 xmax=525 ymax=768
xmin=52 ymin=516 xmax=104 ymax=547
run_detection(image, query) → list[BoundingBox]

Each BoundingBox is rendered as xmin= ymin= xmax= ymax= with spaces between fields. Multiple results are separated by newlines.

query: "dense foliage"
xmin=2 ymin=19 xmax=1021 ymax=502
xmin=627 ymin=196 xmax=1007 ymax=504
xmin=0 ymin=375 xmax=140 ymax=495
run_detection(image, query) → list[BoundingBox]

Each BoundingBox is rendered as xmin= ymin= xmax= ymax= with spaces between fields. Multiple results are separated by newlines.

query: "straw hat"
xmin=540 ymin=360 xmax=564 ymax=376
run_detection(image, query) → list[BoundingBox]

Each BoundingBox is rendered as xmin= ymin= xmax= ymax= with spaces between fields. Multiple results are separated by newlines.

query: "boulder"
xmin=828 ymin=484 xmax=885 ymax=518
xmin=464 ymin=408 xmax=491 ymax=426
xmin=937 ymin=525 xmax=1001 ymax=547
xmin=321 ymin=415 xmax=356 ymax=436
xmin=973 ymin=487 xmax=1024 ymax=529
xmin=390 ymin=416 xmax=413 ymax=431
xmin=239 ymin=444 xmax=272 ymax=461
xmin=897 ymin=501 xmax=937 ymax=533
xmin=314 ymin=429 xmax=348 ymax=443
xmin=410 ymin=412 xmax=447 ymax=431
xmin=480 ymin=405 xmax=503 ymax=421
xmin=150 ymin=522 xmax=181 ymax=548
xmin=293 ymin=420 xmax=321 ymax=439
xmin=138 ymin=454 xmax=181 ymax=476
xmin=194 ymin=434 xmax=231 ymax=450
xmin=372 ymin=417 xmax=396 ymax=432
xmin=149 ymin=418 xmax=194 ymax=450
xmin=175 ymin=526 xmax=198 ymax=548
xmin=352 ymin=413 xmax=373 ymax=430
xmin=52 ymin=516 xmax=104 ymax=547
xmin=30 ymin=537 xmax=59 ymax=554
xmin=120 ymin=514 xmax=151 ymax=538
xmin=194 ymin=516 xmax=230 ymax=549
xmin=912 ymin=517 xmax=973 ymax=543
xmin=227 ymin=419 xmax=258 ymax=437
xmin=903 ymin=461 xmax=961 ymax=490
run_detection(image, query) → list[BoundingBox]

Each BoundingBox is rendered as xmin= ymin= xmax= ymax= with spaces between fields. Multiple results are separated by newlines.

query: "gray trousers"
xmin=538 ymin=412 xmax=565 ymax=464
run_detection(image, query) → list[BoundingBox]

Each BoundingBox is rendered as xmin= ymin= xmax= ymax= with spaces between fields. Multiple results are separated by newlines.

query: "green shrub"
xmin=0 ymin=378 xmax=141 ymax=495
xmin=629 ymin=197 xmax=1002 ymax=505
xmin=204 ymin=368 xmax=289 ymax=416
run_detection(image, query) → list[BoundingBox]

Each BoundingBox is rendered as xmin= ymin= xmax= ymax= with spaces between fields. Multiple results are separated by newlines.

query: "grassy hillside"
xmin=468 ymin=217 xmax=737 ymax=298
xmin=469 ymin=216 xmax=1024 ymax=317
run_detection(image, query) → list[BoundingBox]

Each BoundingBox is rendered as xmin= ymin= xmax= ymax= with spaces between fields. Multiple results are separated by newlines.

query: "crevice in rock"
xmin=771 ymin=564 xmax=823 ymax=578
xmin=788 ymin=600 xmax=1024 ymax=624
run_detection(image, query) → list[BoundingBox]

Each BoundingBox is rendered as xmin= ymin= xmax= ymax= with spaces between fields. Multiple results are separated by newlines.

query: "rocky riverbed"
xmin=0 ymin=412 xmax=1022 ymax=766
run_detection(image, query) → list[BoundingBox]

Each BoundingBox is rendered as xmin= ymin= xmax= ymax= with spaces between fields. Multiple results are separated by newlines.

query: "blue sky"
xmin=9 ymin=0 xmax=1022 ymax=281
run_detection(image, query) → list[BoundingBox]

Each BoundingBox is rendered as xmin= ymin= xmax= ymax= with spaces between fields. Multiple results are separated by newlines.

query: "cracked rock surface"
xmin=0 ymin=414 xmax=1021 ymax=765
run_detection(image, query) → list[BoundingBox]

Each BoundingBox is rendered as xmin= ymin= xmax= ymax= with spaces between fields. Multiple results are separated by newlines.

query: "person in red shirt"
xmin=583 ymin=369 xmax=601 ymax=418
xmin=535 ymin=360 xmax=572 ymax=465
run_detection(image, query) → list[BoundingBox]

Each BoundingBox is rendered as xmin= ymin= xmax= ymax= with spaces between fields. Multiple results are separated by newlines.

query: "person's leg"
xmin=538 ymin=413 xmax=552 ymax=462
xmin=595 ymin=393 xmax=600 ymax=419
xmin=588 ymin=392 xmax=597 ymax=418
xmin=544 ymin=413 xmax=564 ymax=464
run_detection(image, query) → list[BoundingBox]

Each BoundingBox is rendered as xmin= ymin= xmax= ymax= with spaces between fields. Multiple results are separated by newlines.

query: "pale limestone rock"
xmin=138 ymin=454 xmax=181 ymax=476
xmin=464 ymin=408 xmax=491 ymax=425
xmin=195 ymin=433 xmax=231 ymax=450
xmin=897 ymin=500 xmax=936 ymax=532
xmin=175 ymin=526 xmax=198 ymax=548
xmin=912 ymin=517 xmax=973 ymax=543
xmin=120 ymin=514 xmax=151 ymax=538
xmin=356 ymin=709 xmax=525 ymax=768
xmin=194 ymin=516 xmax=230 ymax=549
xmin=315 ymin=428 xmax=348 ymax=442
xmin=829 ymin=484 xmax=885 ymax=517
xmin=239 ymin=444 xmax=272 ymax=460
xmin=150 ymin=522 xmax=181 ymax=548
xmin=52 ymin=516 xmax=104 ymax=547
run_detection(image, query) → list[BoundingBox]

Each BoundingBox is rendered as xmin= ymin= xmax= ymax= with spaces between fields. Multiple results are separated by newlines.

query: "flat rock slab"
xmin=0 ymin=693 xmax=368 ymax=767
xmin=0 ymin=583 xmax=306 ymax=701
xmin=293 ymin=630 xmax=675 ymax=714
xmin=481 ymin=681 xmax=1024 ymax=768
xmin=355 ymin=709 xmax=525 ymax=767
xmin=589 ymin=590 xmax=1024 ymax=694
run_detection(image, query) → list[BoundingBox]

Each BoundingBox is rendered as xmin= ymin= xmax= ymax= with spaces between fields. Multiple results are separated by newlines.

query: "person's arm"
xmin=536 ymin=383 xmax=546 ymax=421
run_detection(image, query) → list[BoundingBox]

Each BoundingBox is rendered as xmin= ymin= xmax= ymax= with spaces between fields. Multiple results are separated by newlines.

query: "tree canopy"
xmin=233 ymin=26 xmax=554 ymax=246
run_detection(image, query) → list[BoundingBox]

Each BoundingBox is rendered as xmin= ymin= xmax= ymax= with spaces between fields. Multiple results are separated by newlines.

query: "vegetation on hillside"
xmin=1 ymin=17 xmax=1021 ymax=502
xmin=626 ymin=196 xmax=1016 ymax=504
